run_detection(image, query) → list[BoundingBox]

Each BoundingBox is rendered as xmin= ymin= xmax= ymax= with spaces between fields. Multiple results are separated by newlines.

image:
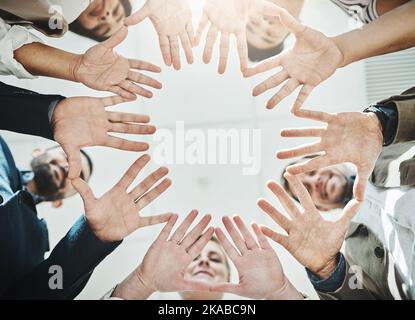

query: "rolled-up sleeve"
xmin=0 ymin=18 xmax=42 ymax=79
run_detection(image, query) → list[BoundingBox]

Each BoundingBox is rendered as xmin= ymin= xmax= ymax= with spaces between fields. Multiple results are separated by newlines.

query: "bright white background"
xmin=1 ymin=0 xmax=369 ymax=299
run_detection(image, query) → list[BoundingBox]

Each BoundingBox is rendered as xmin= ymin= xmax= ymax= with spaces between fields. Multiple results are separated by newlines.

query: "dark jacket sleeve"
xmin=0 ymin=81 xmax=65 ymax=140
xmin=3 ymin=215 xmax=121 ymax=300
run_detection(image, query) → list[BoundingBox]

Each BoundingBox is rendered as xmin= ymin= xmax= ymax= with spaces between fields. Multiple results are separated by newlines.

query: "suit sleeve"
xmin=3 ymin=215 xmax=121 ymax=300
xmin=0 ymin=81 xmax=65 ymax=140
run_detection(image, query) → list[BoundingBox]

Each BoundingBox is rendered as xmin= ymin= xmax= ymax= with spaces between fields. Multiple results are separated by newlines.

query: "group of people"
xmin=0 ymin=0 xmax=414 ymax=300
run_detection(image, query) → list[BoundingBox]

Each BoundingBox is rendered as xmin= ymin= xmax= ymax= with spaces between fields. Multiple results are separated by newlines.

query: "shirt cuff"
xmin=306 ymin=253 xmax=346 ymax=293
xmin=0 ymin=19 xmax=43 ymax=79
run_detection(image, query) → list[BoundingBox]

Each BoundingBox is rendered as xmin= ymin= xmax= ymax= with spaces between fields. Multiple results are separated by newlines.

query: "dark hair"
xmin=69 ymin=0 xmax=132 ymax=42
xmin=247 ymin=41 xmax=285 ymax=63
xmin=80 ymin=149 xmax=94 ymax=179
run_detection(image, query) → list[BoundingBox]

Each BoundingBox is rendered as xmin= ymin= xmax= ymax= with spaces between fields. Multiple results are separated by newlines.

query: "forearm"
xmin=13 ymin=42 xmax=82 ymax=82
xmin=332 ymin=0 xmax=415 ymax=67
xmin=111 ymin=268 xmax=155 ymax=300
xmin=267 ymin=278 xmax=304 ymax=300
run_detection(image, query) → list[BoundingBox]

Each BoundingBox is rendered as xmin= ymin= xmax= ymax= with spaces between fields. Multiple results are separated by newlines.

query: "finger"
xmin=128 ymin=71 xmax=162 ymax=89
xmin=339 ymin=199 xmax=361 ymax=227
xmin=135 ymin=178 xmax=172 ymax=210
xmin=138 ymin=213 xmax=174 ymax=229
xmin=222 ymin=216 xmax=248 ymax=254
xmin=257 ymin=198 xmax=292 ymax=232
xmin=253 ymin=70 xmax=288 ymax=97
xmin=276 ymin=141 xmax=322 ymax=160
xmin=181 ymin=214 xmax=212 ymax=249
xmin=252 ymin=223 xmax=272 ymax=250
xmin=63 ymin=145 xmax=82 ymax=179
xmin=102 ymin=26 xmax=128 ymax=49
xmin=169 ymin=35 xmax=181 ymax=70
xmin=124 ymin=5 xmax=150 ymax=25
xmin=257 ymin=1 xmax=284 ymax=16
xmin=291 ymin=85 xmax=315 ymax=113
xmin=267 ymin=181 xmax=302 ymax=218
xmin=187 ymin=227 xmax=215 ymax=259
xmin=214 ymin=227 xmax=240 ymax=261
xmin=293 ymin=109 xmax=332 ymax=123
xmin=130 ymin=167 xmax=169 ymax=200
xmin=244 ymin=55 xmax=281 ymax=78
xmin=180 ymin=31 xmax=194 ymax=64
xmin=260 ymin=225 xmax=290 ymax=248
xmin=278 ymin=8 xmax=307 ymax=35
xmin=101 ymin=95 xmax=129 ymax=107
xmin=71 ymin=178 xmax=95 ymax=203
xmin=108 ymin=112 xmax=150 ymax=124
xmin=108 ymin=86 xmax=137 ymax=100
xmin=119 ymin=80 xmax=153 ymax=99
xmin=177 ymin=277 xmax=215 ymax=292
xmin=236 ymin=32 xmax=248 ymax=72
xmin=280 ymin=127 xmax=325 ymax=138
xmin=186 ymin=23 xmax=195 ymax=47
xmin=284 ymin=173 xmax=316 ymax=213
xmin=155 ymin=214 xmax=179 ymax=242
xmin=267 ymin=79 xmax=300 ymax=109
xmin=159 ymin=35 xmax=172 ymax=66
xmin=286 ymin=155 xmax=331 ymax=175
xmin=170 ymin=210 xmax=199 ymax=243
xmin=354 ymin=169 xmax=371 ymax=202
xmin=105 ymin=135 xmax=149 ymax=152
xmin=209 ymin=282 xmax=241 ymax=295
xmin=195 ymin=12 xmax=209 ymax=46
xmin=233 ymin=216 xmax=259 ymax=250
xmin=218 ymin=32 xmax=230 ymax=74
xmin=128 ymin=59 xmax=161 ymax=73
xmin=203 ymin=25 xmax=219 ymax=64
xmin=110 ymin=123 xmax=156 ymax=135
xmin=117 ymin=154 xmax=151 ymax=190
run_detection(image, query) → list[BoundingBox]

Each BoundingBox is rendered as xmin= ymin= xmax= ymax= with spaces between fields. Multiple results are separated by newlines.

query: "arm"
xmin=3 ymin=216 xmax=121 ymax=300
xmin=333 ymin=1 xmax=415 ymax=67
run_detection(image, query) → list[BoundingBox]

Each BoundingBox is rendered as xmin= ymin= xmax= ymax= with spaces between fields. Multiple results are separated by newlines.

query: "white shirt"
xmin=353 ymin=183 xmax=415 ymax=299
xmin=0 ymin=0 xmax=90 ymax=79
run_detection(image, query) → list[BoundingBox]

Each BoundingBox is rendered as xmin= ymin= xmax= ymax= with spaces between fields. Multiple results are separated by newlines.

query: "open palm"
xmin=258 ymin=174 xmax=361 ymax=278
xmin=125 ymin=0 xmax=194 ymax=70
xmin=245 ymin=9 xmax=343 ymax=111
xmin=72 ymin=155 xmax=172 ymax=242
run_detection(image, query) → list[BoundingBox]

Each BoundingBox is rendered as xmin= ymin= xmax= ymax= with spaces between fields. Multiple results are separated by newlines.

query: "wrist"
xmin=111 ymin=266 xmax=155 ymax=300
xmin=330 ymin=35 xmax=347 ymax=68
xmin=71 ymin=54 xmax=84 ymax=83
xmin=365 ymin=111 xmax=384 ymax=146
xmin=312 ymin=255 xmax=339 ymax=279
xmin=267 ymin=277 xmax=304 ymax=300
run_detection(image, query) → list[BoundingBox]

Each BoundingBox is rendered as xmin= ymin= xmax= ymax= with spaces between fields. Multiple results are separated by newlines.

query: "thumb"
xmin=63 ymin=145 xmax=82 ymax=179
xmin=124 ymin=5 xmax=150 ymax=26
xmin=277 ymin=7 xmax=306 ymax=35
xmin=339 ymin=199 xmax=362 ymax=227
xmin=72 ymin=178 xmax=95 ymax=204
xmin=102 ymin=26 xmax=128 ymax=49
xmin=353 ymin=168 xmax=371 ymax=202
xmin=209 ymin=282 xmax=240 ymax=295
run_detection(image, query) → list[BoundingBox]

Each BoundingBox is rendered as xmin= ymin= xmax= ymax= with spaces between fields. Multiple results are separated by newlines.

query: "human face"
xmin=246 ymin=13 xmax=288 ymax=50
xmin=30 ymin=147 xmax=92 ymax=200
xmin=180 ymin=240 xmax=229 ymax=300
xmin=289 ymin=166 xmax=348 ymax=211
xmin=77 ymin=0 xmax=126 ymax=38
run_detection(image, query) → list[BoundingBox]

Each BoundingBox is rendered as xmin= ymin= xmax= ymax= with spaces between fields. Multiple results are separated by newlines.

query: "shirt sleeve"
xmin=0 ymin=17 xmax=43 ymax=79
xmin=306 ymin=253 xmax=347 ymax=293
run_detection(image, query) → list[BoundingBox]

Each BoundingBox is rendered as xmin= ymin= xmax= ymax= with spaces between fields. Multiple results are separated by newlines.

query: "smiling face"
xmin=76 ymin=0 xmax=127 ymax=39
xmin=288 ymin=166 xmax=349 ymax=211
xmin=30 ymin=146 xmax=92 ymax=201
xmin=180 ymin=240 xmax=230 ymax=300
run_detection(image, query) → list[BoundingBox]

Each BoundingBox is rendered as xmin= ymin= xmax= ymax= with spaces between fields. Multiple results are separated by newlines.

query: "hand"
xmin=277 ymin=109 xmax=383 ymax=201
xmin=244 ymin=9 xmax=344 ymax=111
xmin=258 ymin=174 xmax=361 ymax=278
xmin=113 ymin=211 xmax=215 ymax=299
xmin=195 ymin=0 xmax=283 ymax=74
xmin=125 ymin=0 xmax=194 ymax=70
xmin=52 ymin=95 xmax=155 ymax=179
xmin=211 ymin=216 xmax=302 ymax=299
xmin=74 ymin=27 xmax=162 ymax=99
xmin=71 ymin=155 xmax=172 ymax=242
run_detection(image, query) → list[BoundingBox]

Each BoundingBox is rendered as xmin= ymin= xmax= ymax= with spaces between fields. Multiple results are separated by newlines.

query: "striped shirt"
xmin=330 ymin=0 xmax=379 ymax=23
